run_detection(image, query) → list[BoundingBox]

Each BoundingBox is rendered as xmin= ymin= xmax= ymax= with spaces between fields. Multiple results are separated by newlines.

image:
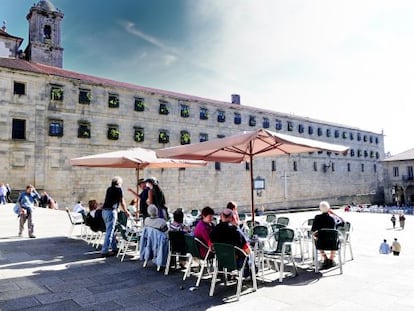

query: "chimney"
xmin=231 ymin=94 xmax=240 ymax=105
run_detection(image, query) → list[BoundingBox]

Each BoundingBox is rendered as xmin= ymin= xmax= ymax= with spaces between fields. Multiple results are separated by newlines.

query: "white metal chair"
xmin=116 ymin=219 xmax=141 ymax=261
xmin=65 ymin=208 xmax=85 ymax=238
xmin=338 ymin=221 xmax=354 ymax=263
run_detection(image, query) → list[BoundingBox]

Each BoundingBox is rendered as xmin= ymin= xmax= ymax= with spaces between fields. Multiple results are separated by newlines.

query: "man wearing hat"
xmin=128 ymin=178 xmax=149 ymax=219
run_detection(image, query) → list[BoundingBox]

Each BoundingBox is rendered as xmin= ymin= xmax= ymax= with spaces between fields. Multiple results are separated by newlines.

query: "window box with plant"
xmin=79 ymin=89 xmax=92 ymax=104
xmin=159 ymin=130 xmax=169 ymax=144
xmin=159 ymin=102 xmax=169 ymax=115
xmin=50 ymin=85 xmax=64 ymax=101
xmin=135 ymin=98 xmax=145 ymax=112
xmin=108 ymin=95 xmax=119 ymax=108
xmin=134 ymin=128 xmax=144 ymax=142
xmin=78 ymin=124 xmax=91 ymax=139
xmin=107 ymin=127 xmax=120 ymax=140
xmin=180 ymin=104 xmax=190 ymax=118
xmin=200 ymin=108 xmax=208 ymax=120
xmin=180 ymin=131 xmax=191 ymax=145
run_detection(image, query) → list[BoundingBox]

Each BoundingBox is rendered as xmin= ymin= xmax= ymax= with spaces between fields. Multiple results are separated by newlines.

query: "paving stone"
xmin=0 ymin=296 xmax=41 ymax=311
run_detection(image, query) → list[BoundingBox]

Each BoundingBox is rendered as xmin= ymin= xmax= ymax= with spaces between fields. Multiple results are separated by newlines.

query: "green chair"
xmin=276 ymin=216 xmax=290 ymax=227
xmin=183 ymin=234 xmax=213 ymax=286
xmin=265 ymin=214 xmax=277 ymax=223
xmin=165 ymin=231 xmax=191 ymax=277
xmin=209 ymin=243 xmax=257 ymax=300
xmin=263 ymin=227 xmax=298 ymax=282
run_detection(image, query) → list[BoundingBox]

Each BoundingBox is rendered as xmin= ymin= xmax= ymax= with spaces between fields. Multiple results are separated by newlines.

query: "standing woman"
xmin=101 ymin=176 xmax=129 ymax=257
xmin=145 ymin=177 xmax=168 ymax=220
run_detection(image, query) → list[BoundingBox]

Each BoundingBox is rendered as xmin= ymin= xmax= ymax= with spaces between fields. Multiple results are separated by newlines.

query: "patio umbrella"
xmin=156 ymin=128 xmax=349 ymax=220
xmin=70 ymin=147 xmax=207 ymax=195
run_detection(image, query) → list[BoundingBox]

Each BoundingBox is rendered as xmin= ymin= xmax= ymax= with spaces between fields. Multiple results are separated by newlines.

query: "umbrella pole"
xmin=250 ymin=154 xmax=255 ymax=223
xmin=136 ymin=168 xmax=140 ymax=210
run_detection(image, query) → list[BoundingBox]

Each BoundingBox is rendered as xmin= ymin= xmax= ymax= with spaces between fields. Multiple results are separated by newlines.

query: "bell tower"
xmin=25 ymin=0 xmax=64 ymax=68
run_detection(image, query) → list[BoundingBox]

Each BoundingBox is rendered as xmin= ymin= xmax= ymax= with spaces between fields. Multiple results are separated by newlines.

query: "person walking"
xmin=391 ymin=238 xmax=401 ymax=256
xmin=0 ymin=183 xmax=7 ymax=205
xmin=101 ymin=176 xmax=129 ymax=257
xmin=18 ymin=185 xmax=40 ymax=238
xmin=6 ymin=184 xmax=12 ymax=203
xmin=399 ymin=213 xmax=406 ymax=230
xmin=379 ymin=239 xmax=390 ymax=254
xmin=390 ymin=214 xmax=396 ymax=229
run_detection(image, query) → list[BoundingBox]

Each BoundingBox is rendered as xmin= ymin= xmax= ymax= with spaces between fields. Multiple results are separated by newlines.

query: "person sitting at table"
xmin=85 ymin=200 xmax=106 ymax=232
xmin=311 ymin=201 xmax=336 ymax=269
xmin=210 ymin=208 xmax=252 ymax=275
xmin=144 ymin=204 xmax=168 ymax=232
xmin=169 ymin=208 xmax=190 ymax=232
xmin=194 ymin=206 xmax=215 ymax=258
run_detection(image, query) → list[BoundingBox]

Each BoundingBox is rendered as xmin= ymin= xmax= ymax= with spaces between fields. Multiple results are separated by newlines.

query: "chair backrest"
xmin=277 ymin=216 xmax=290 ymax=226
xmin=275 ymin=228 xmax=295 ymax=254
xmin=238 ymin=213 xmax=246 ymax=221
xmin=271 ymin=223 xmax=286 ymax=232
xmin=116 ymin=211 xmax=129 ymax=238
xmin=307 ymin=218 xmax=314 ymax=226
xmin=252 ymin=225 xmax=269 ymax=238
xmin=184 ymin=234 xmax=206 ymax=259
xmin=168 ymin=231 xmax=187 ymax=254
xmin=246 ymin=220 xmax=260 ymax=229
xmin=212 ymin=243 xmax=238 ymax=271
xmin=266 ymin=214 xmax=277 ymax=223
xmin=190 ymin=209 xmax=199 ymax=217
xmin=315 ymin=229 xmax=340 ymax=251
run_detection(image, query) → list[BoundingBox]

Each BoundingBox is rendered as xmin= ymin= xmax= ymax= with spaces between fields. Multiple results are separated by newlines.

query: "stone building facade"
xmin=383 ymin=149 xmax=414 ymax=206
xmin=0 ymin=1 xmax=385 ymax=211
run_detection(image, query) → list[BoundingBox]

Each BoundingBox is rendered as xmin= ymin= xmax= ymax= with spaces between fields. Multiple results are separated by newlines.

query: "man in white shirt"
xmin=73 ymin=201 xmax=85 ymax=215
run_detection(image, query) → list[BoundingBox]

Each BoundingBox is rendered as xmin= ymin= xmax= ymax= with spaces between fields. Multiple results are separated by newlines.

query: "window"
xmin=361 ymin=163 xmax=365 ymax=172
xmin=393 ymin=167 xmax=399 ymax=177
xmin=334 ymin=129 xmax=340 ymax=138
xmin=217 ymin=134 xmax=225 ymax=139
xmin=375 ymin=137 xmax=379 ymax=144
xmin=43 ymin=25 xmax=51 ymax=40
xmin=159 ymin=130 xmax=169 ymax=144
xmin=357 ymin=133 xmax=361 ymax=141
xmin=326 ymin=128 xmax=331 ymax=137
xmin=78 ymin=89 xmax=91 ymax=104
xmin=263 ymin=117 xmax=270 ymax=129
xmin=107 ymin=124 xmax=119 ymax=140
xmin=199 ymin=133 xmax=208 ymax=142
xmin=293 ymin=161 xmax=297 ymax=171
xmin=13 ymin=81 xmax=26 ymax=95
xmin=159 ymin=102 xmax=169 ymax=115
xmin=234 ymin=112 xmax=241 ymax=124
xmin=357 ymin=150 xmax=362 ymax=157
xmin=217 ymin=110 xmax=226 ymax=122
xmin=407 ymin=166 xmax=414 ymax=179
xmin=108 ymin=94 xmax=119 ymax=108
xmin=364 ymin=150 xmax=368 ymax=158
xmin=317 ymin=127 xmax=323 ymax=136
xmin=342 ymin=131 xmax=348 ymax=139
xmin=78 ymin=122 xmax=91 ymax=139
xmin=275 ymin=119 xmax=282 ymax=130
xmin=369 ymin=136 xmax=373 ymax=143
xmin=200 ymin=107 xmax=208 ymax=120
xmin=12 ymin=119 xmax=25 ymax=139
xmin=245 ymin=162 xmax=250 ymax=171
xmin=215 ymin=162 xmax=221 ymax=171
xmin=180 ymin=104 xmax=189 ymax=117
xmin=349 ymin=132 xmax=354 ymax=140
xmin=48 ymin=120 xmax=63 ymax=137
xmin=350 ymin=149 xmax=355 ymax=157
xmin=180 ymin=130 xmax=191 ymax=145
xmin=374 ymin=163 xmax=377 ymax=173
xmin=347 ymin=163 xmax=351 ymax=172
xmin=287 ymin=121 xmax=294 ymax=131
xmin=249 ymin=115 xmax=256 ymax=127
xmin=271 ymin=160 xmax=276 ymax=171
xmin=331 ymin=162 xmax=335 ymax=172
xmin=308 ymin=126 xmax=314 ymax=135
xmin=50 ymin=84 xmax=63 ymax=101
xmin=134 ymin=97 xmax=145 ymax=112
xmin=313 ymin=161 xmax=317 ymax=171
xmin=376 ymin=152 xmax=380 ymax=159
xmin=363 ymin=135 xmax=368 ymax=142
xmin=134 ymin=127 xmax=144 ymax=142
xmin=370 ymin=151 xmax=375 ymax=158
xmin=298 ymin=124 xmax=304 ymax=133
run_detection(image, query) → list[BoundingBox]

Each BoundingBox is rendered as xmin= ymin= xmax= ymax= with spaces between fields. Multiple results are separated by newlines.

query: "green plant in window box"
xmin=181 ymin=132 xmax=191 ymax=145
xmin=135 ymin=100 xmax=145 ymax=111
xmin=159 ymin=132 xmax=169 ymax=144
xmin=134 ymin=129 xmax=144 ymax=142
xmin=181 ymin=107 xmax=190 ymax=117
xmin=159 ymin=104 xmax=169 ymax=115
xmin=200 ymin=110 xmax=208 ymax=120
xmin=249 ymin=118 xmax=256 ymax=127
xmin=51 ymin=87 xmax=63 ymax=101
xmin=109 ymin=97 xmax=119 ymax=108
xmin=79 ymin=129 xmax=90 ymax=138
xmin=108 ymin=128 xmax=120 ymax=140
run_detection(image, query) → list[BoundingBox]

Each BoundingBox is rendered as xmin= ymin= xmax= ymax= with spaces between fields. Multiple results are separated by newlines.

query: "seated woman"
xmin=85 ymin=200 xmax=106 ymax=232
xmin=144 ymin=204 xmax=168 ymax=232
xmin=193 ymin=206 xmax=215 ymax=258
xmin=169 ymin=208 xmax=190 ymax=232
xmin=127 ymin=198 xmax=139 ymax=219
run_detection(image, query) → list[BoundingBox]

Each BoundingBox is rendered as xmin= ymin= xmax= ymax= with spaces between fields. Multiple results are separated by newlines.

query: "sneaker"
xmin=29 ymin=235 xmax=36 ymax=238
xmin=18 ymin=233 xmax=22 ymax=237
xmin=320 ymin=260 xmax=331 ymax=270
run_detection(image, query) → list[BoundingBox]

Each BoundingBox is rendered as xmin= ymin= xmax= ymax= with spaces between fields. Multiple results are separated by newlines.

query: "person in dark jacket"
xmin=311 ymin=201 xmax=336 ymax=269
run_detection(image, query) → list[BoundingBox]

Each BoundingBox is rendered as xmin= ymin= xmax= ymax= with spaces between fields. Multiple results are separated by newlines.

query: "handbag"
xmin=13 ymin=203 xmax=21 ymax=215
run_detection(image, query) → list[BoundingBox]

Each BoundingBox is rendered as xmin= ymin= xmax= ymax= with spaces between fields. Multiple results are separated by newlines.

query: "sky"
xmin=3 ymin=0 xmax=414 ymax=155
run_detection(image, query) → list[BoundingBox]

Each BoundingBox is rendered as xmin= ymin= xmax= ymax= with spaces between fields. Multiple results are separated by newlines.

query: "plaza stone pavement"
xmin=1 ymin=204 xmax=414 ymax=311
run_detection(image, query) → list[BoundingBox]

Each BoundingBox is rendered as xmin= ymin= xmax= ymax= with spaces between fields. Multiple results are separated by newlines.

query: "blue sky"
xmin=3 ymin=0 xmax=414 ymax=155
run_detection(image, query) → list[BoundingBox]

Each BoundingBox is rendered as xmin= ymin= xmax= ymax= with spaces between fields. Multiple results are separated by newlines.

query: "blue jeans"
xmin=102 ymin=209 xmax=118 ymax=254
